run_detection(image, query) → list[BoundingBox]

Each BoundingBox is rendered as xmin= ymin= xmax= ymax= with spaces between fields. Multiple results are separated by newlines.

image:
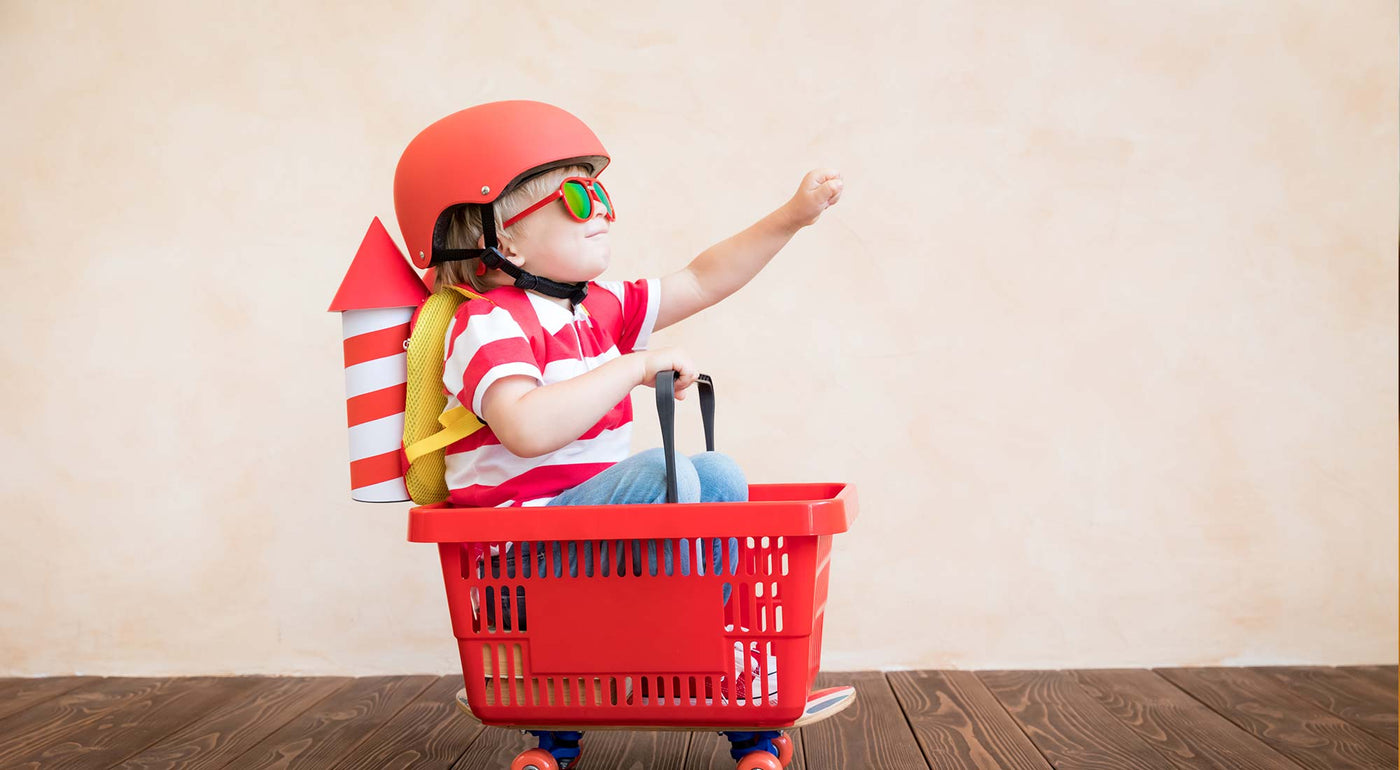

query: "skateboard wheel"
xmin=771 ymin=734 xmax=794 ymax=766
xmin=736 ymin=750 xmax=783 ymax=770
xmin=512 ymin=748 xmax=558 ymax=770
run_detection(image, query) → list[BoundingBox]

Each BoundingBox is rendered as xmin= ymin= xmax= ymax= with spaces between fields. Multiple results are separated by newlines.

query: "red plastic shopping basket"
xmin=407 ymin=373 xmax=857 ymax=729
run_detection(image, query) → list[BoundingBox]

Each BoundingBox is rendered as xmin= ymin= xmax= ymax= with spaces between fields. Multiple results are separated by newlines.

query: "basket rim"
xmin=408 ymin=483 xmax=857 ymax=543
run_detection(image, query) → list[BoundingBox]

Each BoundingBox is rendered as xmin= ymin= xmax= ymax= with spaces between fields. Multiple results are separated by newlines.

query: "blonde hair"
xmin=435 ymin=163 xmax=594 ymax=292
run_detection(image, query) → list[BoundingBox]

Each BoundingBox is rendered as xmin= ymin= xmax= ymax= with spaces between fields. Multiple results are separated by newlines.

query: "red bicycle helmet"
xmin=394 ymin=101 xmax=610 ymax=270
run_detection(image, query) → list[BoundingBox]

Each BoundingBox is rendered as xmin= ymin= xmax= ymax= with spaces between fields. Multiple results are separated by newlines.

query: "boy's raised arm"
xmin=655 ymin=169 xmax=843 ymax=332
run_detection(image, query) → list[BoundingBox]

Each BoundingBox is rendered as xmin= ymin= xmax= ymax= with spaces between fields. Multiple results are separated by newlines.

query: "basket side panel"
xmin=441 ymin=535 xmax=828 ymax=728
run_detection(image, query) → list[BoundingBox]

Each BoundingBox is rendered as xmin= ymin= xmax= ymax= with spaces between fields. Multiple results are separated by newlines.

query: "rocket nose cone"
xmin=330 ymin=217 xmax=430 ymax=312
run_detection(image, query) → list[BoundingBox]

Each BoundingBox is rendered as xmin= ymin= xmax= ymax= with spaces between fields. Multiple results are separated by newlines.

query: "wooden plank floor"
xmin=0 ymin=667 xmax=1392 ymax=769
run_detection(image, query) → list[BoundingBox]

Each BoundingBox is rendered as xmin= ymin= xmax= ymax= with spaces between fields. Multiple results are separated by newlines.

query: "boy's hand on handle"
xmin=784 ymin=168 xmax=844 ymax=228
xmin=636 ymin=347 xmax=698 ymax=400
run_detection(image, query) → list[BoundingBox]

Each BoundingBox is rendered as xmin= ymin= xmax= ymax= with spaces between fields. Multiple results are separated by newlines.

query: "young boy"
xmin=397 ymin=106 xmax=842 ymax=512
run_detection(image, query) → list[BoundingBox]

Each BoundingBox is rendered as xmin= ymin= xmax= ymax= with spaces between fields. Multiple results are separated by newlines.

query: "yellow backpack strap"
xmin=448 ymin=285 xmax=488 ymax=303
xmin=404 ymin=406 xmax=482 ymax=463
xmin=402 ymin=285 xmax=491 ymax=505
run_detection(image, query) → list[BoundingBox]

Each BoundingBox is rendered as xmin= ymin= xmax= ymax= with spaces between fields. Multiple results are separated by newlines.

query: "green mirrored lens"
xmin=592 ymin=182 xmax=613 ymax=217
xmin=561 ymin=181 xmax=591 ymax=220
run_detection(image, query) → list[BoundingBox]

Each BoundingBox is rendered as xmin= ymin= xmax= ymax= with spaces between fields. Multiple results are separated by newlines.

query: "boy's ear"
xmin=474 ymin=233 xmax=522 ymax=263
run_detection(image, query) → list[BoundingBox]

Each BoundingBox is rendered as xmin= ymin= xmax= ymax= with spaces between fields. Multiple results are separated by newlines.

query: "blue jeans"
xmin=519 ymin=448 xmax=746 ymax=603
xmin=547 ymin=448 xmax=749 ymax=507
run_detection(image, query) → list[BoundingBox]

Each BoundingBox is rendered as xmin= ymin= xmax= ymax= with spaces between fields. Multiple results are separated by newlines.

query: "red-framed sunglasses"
xmin=502 ymin=176 xmax=616 ymax=229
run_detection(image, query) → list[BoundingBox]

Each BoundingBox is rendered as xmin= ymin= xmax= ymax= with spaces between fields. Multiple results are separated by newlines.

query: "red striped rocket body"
xmin=341 ymin=307 xmax=413 ymax=501
xmin=330 ymin=217 xmax=430 ymax=503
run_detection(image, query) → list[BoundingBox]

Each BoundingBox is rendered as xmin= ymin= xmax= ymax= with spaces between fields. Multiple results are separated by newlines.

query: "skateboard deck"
xmin=454 ymin=685 xmax=855 ymax=732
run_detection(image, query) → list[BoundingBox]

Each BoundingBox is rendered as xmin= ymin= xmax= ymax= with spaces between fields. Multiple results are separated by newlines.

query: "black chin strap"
xmin=432 ymin=204 xmax=589 ymax=306
xmin=479 ymin=248 xmax=590 ymax=306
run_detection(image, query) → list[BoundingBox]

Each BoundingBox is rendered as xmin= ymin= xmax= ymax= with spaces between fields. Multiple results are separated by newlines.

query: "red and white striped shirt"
xmin=442 ymin=279 xmax=660 ymax=508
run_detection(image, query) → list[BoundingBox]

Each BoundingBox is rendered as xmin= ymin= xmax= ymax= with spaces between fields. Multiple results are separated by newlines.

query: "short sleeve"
xmin=443 ymin=303 xmax=545 ymax=418
xmin=593 ymin=278 xmax=660 ymax=355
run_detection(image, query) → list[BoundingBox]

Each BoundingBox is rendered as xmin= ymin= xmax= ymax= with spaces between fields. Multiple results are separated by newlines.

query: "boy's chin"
xmin=548 ymin=270 xmax=605 ymax=286
xmin=543 ymin=254 xmax=609 ymax=284
xmin=576 ymin=257 xmax=610 ymax=282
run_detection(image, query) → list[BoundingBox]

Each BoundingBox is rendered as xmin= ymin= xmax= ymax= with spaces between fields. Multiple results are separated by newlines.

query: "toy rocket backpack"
xmin=328 ymin=217 xmax=428 ymax=503
xmin=328 ymin=225 xmax=489 ymax=505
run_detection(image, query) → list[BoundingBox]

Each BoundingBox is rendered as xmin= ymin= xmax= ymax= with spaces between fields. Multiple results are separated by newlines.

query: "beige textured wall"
xmin=1 ymin=1 xmax=1395 ymax=676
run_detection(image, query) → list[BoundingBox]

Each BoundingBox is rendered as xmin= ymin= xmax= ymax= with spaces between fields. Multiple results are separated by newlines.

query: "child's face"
xmin=507 ymin=196 xmax=611 ymax=284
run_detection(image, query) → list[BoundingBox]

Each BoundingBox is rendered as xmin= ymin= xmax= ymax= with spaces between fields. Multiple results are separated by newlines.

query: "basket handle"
xmin=655 ymin=370 xmax=715 ymax=504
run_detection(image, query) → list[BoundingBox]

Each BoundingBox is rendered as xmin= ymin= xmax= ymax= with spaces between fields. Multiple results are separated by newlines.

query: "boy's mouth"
xmin=584 ymin=225 xmax=609 ymax=238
